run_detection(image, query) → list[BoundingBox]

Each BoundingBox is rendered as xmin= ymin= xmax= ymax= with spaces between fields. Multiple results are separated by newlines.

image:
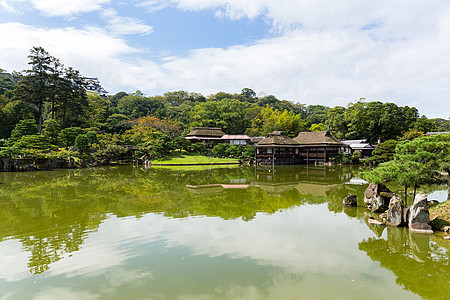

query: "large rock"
xmin=408 ymin=194 xmax=430 ymax=227
xmin=364 ymin=183 xmax=394 ymax=212
xmin=386 ymin=196 xmax=404 ymax=227
xmin=409 ymin=222 xmax=433 ymax=234
xmin=343 ymin=194 xmax=357 ymax=207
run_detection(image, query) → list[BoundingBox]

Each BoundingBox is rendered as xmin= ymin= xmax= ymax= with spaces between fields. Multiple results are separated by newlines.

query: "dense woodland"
xmin=1 ymin=47 xmax=450 ymax=162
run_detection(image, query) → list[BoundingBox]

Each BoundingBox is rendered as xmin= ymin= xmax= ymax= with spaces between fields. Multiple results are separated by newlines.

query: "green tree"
xmin=0 ymin=76 xmax=15 ymax=95
xmin=361 ymin=134 xmax=450 ymax=202
xmin=42 ymin=119 xmax=61 ymax=145
xmin=74 ymin=134 xmax=91 ymax=154
xmin=19 ymin=47 xmax=53 ymax=132
xmin=363 ymin=139 xmax=398 ymax=166
xmin=57 ymin=67 xmax=88 ymax=128
xmin=246 ymin=105 xmax=306 ymax=137
xmin=411 ymin=115 xmax=437 ymax=133
xmin=13 ymin=134 xmax=56 ymax=151
xmin=305 ymin=105 xmax=329 ymax=125
xmin=212 ymin=143 xmax=230 ymax=157
xmin=117 ymin=91 xmax=164 ymax=118
xmin=309 ymin=123 xmax=326 ymax=132
xmin=326 ymin=106 xmax=347 ymax=139
xmin=59 ymin=127 xmax=84 ymax=149
xmin=240 ymin=88 xmax=256 ymax=101
xmin=6 ymin=118 xmax=39 ymax=146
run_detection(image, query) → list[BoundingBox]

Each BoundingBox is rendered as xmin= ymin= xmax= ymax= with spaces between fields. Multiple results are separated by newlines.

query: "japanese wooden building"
xmin=340 ymin=139 xmax=376 ymax=159
xmin=185 ymin=127 xmax=226 ymax=148
xmin=255 ymin=131 xmax=302 ymax=165
xmin=256 ymin=130 xmax=347 ymax=165
xmin=293 ymin=131 xmax=346 ymax=164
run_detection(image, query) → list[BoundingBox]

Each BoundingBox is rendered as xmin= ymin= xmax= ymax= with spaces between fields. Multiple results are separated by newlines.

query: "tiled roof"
xmin=257 ymin=131 xmax=300 ymax=147
xmin=186 ymin=127 xmax=225 ymax=137
xmin=294 ymin=131 xmax=343 ymax=146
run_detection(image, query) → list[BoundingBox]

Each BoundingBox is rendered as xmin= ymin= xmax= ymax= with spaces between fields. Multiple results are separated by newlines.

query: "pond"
xmin=0 ymin=165 xmax=448 ymax=299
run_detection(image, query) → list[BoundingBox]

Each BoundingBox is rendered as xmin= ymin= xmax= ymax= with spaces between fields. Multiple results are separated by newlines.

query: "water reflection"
xmin=0 ymin=165 xmax=360 ymax=276
xmin=0 ymin=165 xmax=448 ymax=300
xmin=359 ymin=226 xmax=450 ymax=300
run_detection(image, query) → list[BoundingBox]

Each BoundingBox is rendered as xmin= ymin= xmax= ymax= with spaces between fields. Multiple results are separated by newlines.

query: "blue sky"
xmin=1 ymin=0 xmax=449 ymax=119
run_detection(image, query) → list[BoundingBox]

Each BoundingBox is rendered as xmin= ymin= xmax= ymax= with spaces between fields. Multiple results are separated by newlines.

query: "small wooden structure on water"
xmin=294 ymin=131 xmax=345 ymax=164
xmin=255 ymin=131 xmax=302 ymax=165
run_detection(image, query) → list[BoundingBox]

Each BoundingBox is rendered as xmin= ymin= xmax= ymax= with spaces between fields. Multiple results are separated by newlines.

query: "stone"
xmin=363 ymin=183 xmax=393 ymax=212
xmin=371 ymin=196 xmax=389 ymax=213
xmin=386 ymin=196 xmax=404 ymax=227
xmin=403 ymin=207 xmax=410 ymax=226
xmin=428 ymin=200 xmax=439 ymax=207
xmin=408 ymin=194 xmax=430 ymax=227
xmin=440 ymin=226 xmax=450 ymax=233
xmin=368 ymin=218 xmax=384 ymax=226
xmin=21 ymin=164 xmax=38 ymax=171
xmin=343 ymin=194 xmax=357 ymax=207
xmin=409 ymin=222 xmax=433 ymax=234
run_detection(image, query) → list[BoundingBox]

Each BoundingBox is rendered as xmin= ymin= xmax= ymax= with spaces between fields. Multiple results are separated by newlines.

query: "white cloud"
xmin=0 ymin=0 xmax=22 ymax=13
xmin=1 ymin=1 xmax=450 ymax=118
xmin=29 ymin=0 xmax=110 ymax=17
xmin=0 ymin=22 xmax=156 ymax=90
xmin=102 ymin=8 xmax=153 ymax=35
xmin=136 ymin=0 xmax=170 ymax=12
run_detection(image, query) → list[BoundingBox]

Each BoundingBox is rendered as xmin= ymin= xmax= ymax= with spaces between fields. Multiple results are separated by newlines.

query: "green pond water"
xmin=0 ymin=165 xmax=449 ymax=300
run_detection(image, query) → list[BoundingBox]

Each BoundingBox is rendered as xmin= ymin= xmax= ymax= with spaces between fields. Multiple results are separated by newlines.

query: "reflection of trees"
xmin=0 ymin=166 xmax=324 ymax=274
xmin=359 ymin=227 xmax=450 ymax=300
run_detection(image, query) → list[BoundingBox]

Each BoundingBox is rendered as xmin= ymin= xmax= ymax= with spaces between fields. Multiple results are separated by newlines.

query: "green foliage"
xmin=190 ymin=98 xmax=254 ymax=134
xmin=327 ymin=100 xmax=419 ymax=143
xmin=326 ymin=106 xmax=347 ymax=139
xmin=240 ymin=88 xmax=256 ymax=100
xmin=101 ymin=113 xmax=131 ymax=134
xmin=190 ymin=142 xmax=207 ymax=155
xmin=74 ymin=134 xmax=91 ymax=154
xmin=360 ymin=134 xmax=450 ymax=201
xmin=363 ymin=139 xmax=398 ymax=166
xmin=42 ymin=119 xmax=61 ymax=145
xmin=85 ymin=92 xmax=111 ymax=125
xmin=246 ymin=105 xmax=306 ymax=137
xmin=0 ymin=76 xmax=15 ymax=94
xmin=108 ymin=91 xmax=128 ymax=107
xmin=411 ymin=115 xmax=437 ymax=133
xmin=117 ymin=92 xmax=164 ymax=119
xmin=309 ymin=123 xmax=326 ymax=132
xmin=352 ymin=150 xmax=361 ymax=164
xmin=399 ymin=130 xmax=425 ymax=141
xmin=211 ymin=143 xmax=255 ymax=159
xmin=92 ymin=144 xmax=127 ymax=164
xmin=430 ymin=118 xmax=450 ymax=132
xmin=211 ymin=143 xmax=230 ymax=157
xmin=7 ymin=118 xmax=38 ymax=146
xmin=305 ymin=105 xmax=329 ymax=125
xmin=59 ymin=127 xmax=84 ymax=148
xmin=13 ymin=134 xmax=57 ymax=151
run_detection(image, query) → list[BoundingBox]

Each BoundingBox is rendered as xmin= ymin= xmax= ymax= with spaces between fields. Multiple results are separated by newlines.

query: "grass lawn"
xmin=430 ymin=200 xmax=450 ymax=229
xmin=151 ymin=152 xmax=240 ymax=165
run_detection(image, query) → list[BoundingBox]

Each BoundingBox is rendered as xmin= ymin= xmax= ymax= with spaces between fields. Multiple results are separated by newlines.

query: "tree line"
xmin=1 ymin=46 xmax=449 ymax=162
